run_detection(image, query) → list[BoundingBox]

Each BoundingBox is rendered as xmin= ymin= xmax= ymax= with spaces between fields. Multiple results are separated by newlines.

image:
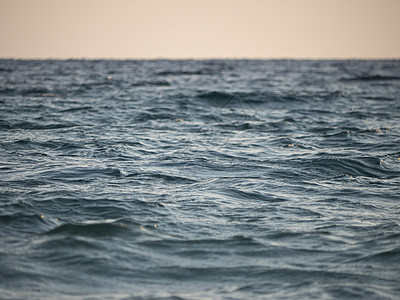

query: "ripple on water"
xmin=1 ymin=59 xmax=400 ymax=299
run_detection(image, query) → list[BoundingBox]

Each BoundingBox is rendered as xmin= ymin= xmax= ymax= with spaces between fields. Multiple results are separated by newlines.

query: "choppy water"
xmin=1 ymin=59 xmax=400 ymax=299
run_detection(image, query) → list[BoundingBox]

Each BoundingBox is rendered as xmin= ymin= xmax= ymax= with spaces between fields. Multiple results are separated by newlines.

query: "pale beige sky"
xmin=0 ymin=0 xmax=399 ymax=59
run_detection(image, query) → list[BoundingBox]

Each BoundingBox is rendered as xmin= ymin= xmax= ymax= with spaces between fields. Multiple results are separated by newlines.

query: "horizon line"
xmin=1 ymin=56 xmax=400 ymax=61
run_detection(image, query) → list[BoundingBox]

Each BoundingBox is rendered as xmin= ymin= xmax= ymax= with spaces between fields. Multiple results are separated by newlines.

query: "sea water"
xmin=1 ymin=59 xmax=400 ymax=299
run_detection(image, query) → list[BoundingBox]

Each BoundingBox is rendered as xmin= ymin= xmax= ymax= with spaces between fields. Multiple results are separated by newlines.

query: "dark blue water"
xmin=1 ymin=59 xmax=400 ymax=299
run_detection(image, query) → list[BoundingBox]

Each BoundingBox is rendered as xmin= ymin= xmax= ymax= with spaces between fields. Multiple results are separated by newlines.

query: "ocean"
xmin=1 ymin=59 xmax=400 ymax=299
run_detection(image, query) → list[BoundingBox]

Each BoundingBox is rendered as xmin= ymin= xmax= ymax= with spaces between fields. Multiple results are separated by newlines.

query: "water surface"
xmin=1 ymin=59 xmax=400 ymax=299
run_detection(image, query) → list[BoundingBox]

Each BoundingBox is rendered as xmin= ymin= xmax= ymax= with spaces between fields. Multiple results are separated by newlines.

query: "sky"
xmin=0 ymin=0 xmax=399 ymax=59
